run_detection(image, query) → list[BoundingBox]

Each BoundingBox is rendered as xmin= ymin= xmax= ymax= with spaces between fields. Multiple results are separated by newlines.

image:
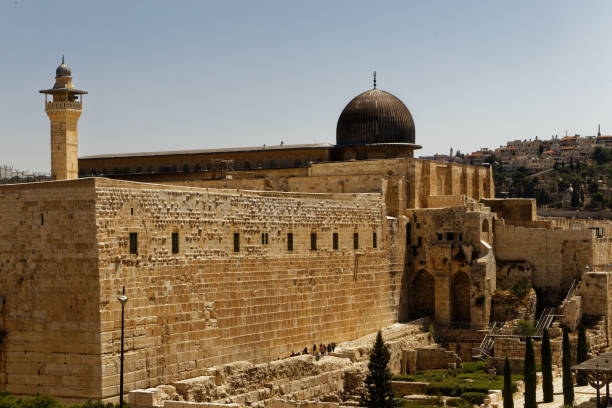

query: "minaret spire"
xmin=598 ymin=124 xmax=601 ymax=137
xmin=373 ymin=71 xmax=377 ymax=89
xmin=61 ymin=54 xmax=64 ymax=64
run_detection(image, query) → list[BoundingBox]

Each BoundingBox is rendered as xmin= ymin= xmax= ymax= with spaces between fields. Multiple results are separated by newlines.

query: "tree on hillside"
xmin=503 ymin=357 xmax=514 ymax=408
xmin=576 ymin=325 xmax=589 ymax=386
xmin=562 ymin=328 xmax=575 ymax=405
xmin=361 ymin=331 xmax=396 ymax=408
xmin=571 ymin=186 xmax=580 ymax=209
xmin=524 ymin=337 xmax=537 ymax=408
xmin=542 ymin=329 xmax=554 ymax=402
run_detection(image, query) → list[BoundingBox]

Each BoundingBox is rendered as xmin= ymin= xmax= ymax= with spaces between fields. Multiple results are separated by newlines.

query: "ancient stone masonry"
xmin=0 ymin=178 xmax=403 ymax=401
xmin=401 ymin=202 xmax=496 ymax=329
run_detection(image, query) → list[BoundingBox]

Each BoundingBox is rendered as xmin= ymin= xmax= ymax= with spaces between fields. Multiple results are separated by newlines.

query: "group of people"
xmin=289 ymin=342 xmax=337 ymax=358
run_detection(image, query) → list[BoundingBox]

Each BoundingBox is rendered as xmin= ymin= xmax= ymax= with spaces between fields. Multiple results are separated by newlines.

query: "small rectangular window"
xmin=41 ymin=214 xmax=44 ymax=226
xmin=130 ymin=208 xmax=134 ymax=216
xmin=446 ymin=232 xmax=454 ymax=241
xmin=287 ymin=232 xmax=293 ymax=251
xmin=353 ymin=232 xmax=359 ymax=250
xmin=373 ymin=232 xmax=377 ymax=249
xmin=172 ymin=232 xmax=179 ymax=254
xmin=417 ymin=237 xmax=422 ymax=247
xmin=333 ymin=232 xmax=339 ymax=250
xmin=437 ymin=233 xmax=443 ymax=241
xmin=261 ymin=233 xmax=266 ymax=245
xmin=234 ymin=233 xmax=240 ymax=252
xmin=129 ymin=232 xmax=138 ymax=255
xmin=310 ymin=233 xmax=317 ymax=251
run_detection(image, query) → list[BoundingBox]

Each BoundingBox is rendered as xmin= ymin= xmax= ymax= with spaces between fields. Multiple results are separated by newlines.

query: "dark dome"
xmin=55 ymin=61 xmax=71 ymax=77
xmin=336 ymin=88 xmax=415 ymax=146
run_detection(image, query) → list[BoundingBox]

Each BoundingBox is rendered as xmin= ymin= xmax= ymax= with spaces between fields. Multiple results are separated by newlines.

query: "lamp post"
xmin=118 ymin=287 xmax=128 ymax=408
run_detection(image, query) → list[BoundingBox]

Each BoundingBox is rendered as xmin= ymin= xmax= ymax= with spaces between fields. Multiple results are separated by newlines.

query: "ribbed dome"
xmin=55 ymin=59 xmax=71 ymax=77
xmin=336 ymin=88 xmax=415 ymax=146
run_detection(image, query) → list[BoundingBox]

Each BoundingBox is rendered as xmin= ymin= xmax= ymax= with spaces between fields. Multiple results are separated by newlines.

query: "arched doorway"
xmin=412 ymin=270 xmax=435 ymax=319
xmin=452 ymin=271 xmax=471 ymax=323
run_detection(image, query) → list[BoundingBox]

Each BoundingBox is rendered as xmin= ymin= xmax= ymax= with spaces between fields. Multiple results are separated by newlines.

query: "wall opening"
xmin=310 ymin=233 xmax=317 ymax=251
xmin=482 ymin=218 xmax=490 ymax=233
xmin=406 ymin=223 xmax=412 ymax=247
xmin=172 ymin=232 xmax=179 ymax=254
xmin=287 ymin=232 xmax=293 ymax=251
xmin=451 ymin=271 xmax=471 ymax=323
xmin=333 ymin=232 xmax=339 ymax=250
xmin=411 ymin=270 xmax=435 ymax=319
xmin=233 ymin=233 xmax=240 ymax=252
xmin=129 ymin=232 xmax=138 ymax=255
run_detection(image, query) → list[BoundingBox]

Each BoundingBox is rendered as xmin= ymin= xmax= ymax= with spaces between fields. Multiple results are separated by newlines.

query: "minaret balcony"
xmin=45 ymin=101 xmax=82 ymax=112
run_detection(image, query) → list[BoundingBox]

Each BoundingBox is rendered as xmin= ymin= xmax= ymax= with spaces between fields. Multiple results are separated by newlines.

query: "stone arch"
xmin=482 ymin=218 xmax=490 ymax=233
xmin=451 ymin=271 xmax=471 ymax=323
xmin=411 ymin=270 xmax=435 ymax=319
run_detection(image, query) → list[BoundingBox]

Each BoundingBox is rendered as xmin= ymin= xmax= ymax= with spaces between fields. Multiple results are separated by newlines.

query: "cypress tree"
xmin=503 ymin=357 xmax=514 ymax=408
xmin=542 ymin=329 xmax=554 ymax=402
xmin=524 ymin=337 xmax=537 ymax=408
xmin=361 ymin=331 xmax=396 ymax=408
xmin=576 ymin=325 xmax=589 ymax=386
xmin=562 ymin=328 xmax=575 ymax=405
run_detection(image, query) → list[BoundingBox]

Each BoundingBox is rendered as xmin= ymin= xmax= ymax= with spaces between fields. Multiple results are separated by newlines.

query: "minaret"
xmin=598 ymin=124 xmax=601 ymax=138
xmin=39 ymin=57 xmax=87 ymax=180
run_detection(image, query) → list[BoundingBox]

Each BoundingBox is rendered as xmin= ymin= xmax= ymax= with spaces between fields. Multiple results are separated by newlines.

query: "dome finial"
xmin=373 ymin=71 xmax=377 ymax=89
xmin=61 ymin=54 xmax=64 ymax=64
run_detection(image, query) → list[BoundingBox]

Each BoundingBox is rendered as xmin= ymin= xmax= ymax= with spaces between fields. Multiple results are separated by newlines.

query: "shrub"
xmin=576 ymin=325 xmax=589 ymax=386
xmin=510 ymin=280 xmax=530 ymax=299
xmin=524 ymin=337 xmax=536 ymax=408
xmin=562 ymin=328 xmax=574 ymax=405
xmin=542 ymin=329 xmax=554 ymax=402
xmin=503 ymin=357 xmax=513 ymax=408
xmin=460 ymin=392 xmax=487 ymax=405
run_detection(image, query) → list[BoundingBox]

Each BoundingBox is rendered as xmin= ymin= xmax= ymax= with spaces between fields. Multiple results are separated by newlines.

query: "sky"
xmin=1 ymin=0 xmax=612 ymax=173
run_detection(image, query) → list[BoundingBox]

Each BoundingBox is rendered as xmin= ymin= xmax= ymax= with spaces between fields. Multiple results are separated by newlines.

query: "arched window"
xmin=182 ymin=164 xmax=190 ymax=173
xmin=269 ymin=160 xmax=277 ymax=169
xmin=90 ymin=169 xmax=97 ymax=176
xmin=135 ymin=167 xmax=142 ymax=173
xmin=294 ymin=159 xmax=302 ymax=168
xmin=170 ymin=165 xmax=177 ymax=172
xmin=244 ymin=162 xmax=251 ymax=170
xmin=194 ymin=164 xmax=202 ymax=172
xmin=482 ymin=218 xmax=490 ymax=233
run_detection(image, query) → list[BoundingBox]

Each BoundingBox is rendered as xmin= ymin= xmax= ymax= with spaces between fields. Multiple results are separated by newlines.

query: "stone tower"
xmin=39 ymin=57 xmax=87 ymax=180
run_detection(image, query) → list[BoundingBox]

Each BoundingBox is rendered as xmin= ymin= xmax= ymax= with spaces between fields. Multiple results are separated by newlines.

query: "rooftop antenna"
xmin=373 ymin=71 xmax=376 ymax=89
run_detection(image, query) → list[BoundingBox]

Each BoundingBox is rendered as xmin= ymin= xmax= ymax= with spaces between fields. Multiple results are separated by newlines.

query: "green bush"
xmin=510 ymin=280 xmax=530 ymax=300
xmin=460 ymin=392 xmax=487 ymax=405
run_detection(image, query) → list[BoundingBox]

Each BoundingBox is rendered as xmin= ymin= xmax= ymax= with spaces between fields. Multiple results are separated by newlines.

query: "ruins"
xmin=0 ymin=60 xmax=611 ymax=406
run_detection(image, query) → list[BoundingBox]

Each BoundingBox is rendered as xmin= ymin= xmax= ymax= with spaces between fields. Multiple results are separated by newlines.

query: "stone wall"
xmin=92 ymin=178 xmax=400 ymax=400
xmin=493 ymin=221 xmax=596 ymax=303
xmin=0 ymin=179 xmax=101 ymax=400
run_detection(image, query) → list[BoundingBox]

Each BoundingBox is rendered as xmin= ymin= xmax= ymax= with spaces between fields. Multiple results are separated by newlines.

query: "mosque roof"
xmin=79 ymin=143 xmax=335 ymax=160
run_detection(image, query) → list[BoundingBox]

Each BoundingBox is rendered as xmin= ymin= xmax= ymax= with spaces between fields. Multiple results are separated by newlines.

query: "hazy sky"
xmin=1 ymin=1 xmax=612 ymax=172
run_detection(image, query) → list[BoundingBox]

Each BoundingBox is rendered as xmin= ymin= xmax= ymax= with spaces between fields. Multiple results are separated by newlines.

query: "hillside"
xmin=492 ymin=147 xmax=612 ymax=210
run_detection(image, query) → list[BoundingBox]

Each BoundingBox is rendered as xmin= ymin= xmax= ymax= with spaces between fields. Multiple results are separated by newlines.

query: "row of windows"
xmin=128 ymin=231 xmax=378 ymax=255
xmin=84 ymin=159 xmax=324 ymax=176
xmin=129 ymin=232 xmax=179 ymax=255
xmin=235 ymin=232 xmax=377 ymax=252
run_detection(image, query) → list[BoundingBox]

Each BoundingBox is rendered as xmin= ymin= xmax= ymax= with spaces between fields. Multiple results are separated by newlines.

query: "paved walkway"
xmin=512 ymin=377 xmax=601 ymax=408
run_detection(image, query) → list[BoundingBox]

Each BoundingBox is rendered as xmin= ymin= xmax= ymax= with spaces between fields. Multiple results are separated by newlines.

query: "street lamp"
xmin=118 ymin=287 xmax=128 ymax=408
